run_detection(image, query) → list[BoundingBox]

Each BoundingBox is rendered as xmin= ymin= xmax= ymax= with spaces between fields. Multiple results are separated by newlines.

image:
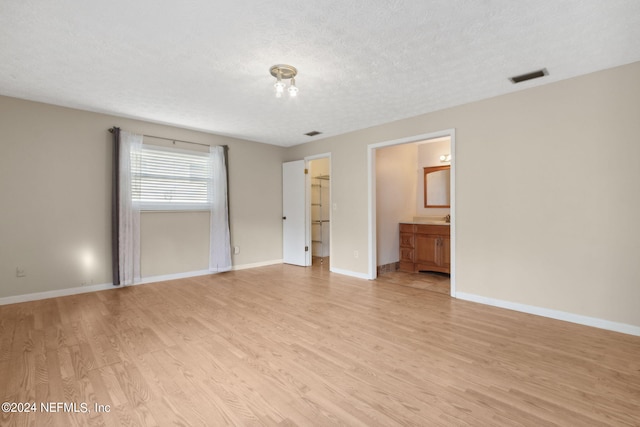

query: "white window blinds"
xmin=131 ymin=144 xmax=211 ymax=210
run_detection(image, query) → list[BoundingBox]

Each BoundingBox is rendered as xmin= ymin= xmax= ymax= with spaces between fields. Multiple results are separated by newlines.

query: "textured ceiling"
xmin=1 ymin=1 xmax=639 ymax=147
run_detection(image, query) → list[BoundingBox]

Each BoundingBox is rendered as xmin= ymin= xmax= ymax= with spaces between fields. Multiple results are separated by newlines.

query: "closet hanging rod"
xmin=108 ymin=127 xmax=228 ymax=149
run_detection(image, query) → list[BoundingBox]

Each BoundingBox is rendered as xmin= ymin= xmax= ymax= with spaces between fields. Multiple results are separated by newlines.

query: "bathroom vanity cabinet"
xmin=399 ymin=223 xmax=450 ymax=274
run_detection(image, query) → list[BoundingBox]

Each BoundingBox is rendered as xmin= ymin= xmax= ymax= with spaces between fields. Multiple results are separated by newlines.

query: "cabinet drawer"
xmin=399 ymin=223 xmax=416 ymax=233
xmin=399 ymin=232 xmax=414 ymax=248
xmin=400 ymin=247 xmax=414 ymax=262
xmin=416 ymin=224 xmax=450 ymax=236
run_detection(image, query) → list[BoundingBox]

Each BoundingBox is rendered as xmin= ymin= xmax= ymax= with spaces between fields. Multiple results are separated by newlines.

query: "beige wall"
xmin=376 ymin=144 xmax=417 ymax=266
xmin=0 ymin=96 xmax=285 ymax=298
xmin=286 ymin=61 xmax=640 ymax=327
xmin=140 ymin=212 xmax=210 ymax=277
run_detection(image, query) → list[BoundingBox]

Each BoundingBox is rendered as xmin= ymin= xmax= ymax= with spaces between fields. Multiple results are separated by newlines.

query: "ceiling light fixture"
xmin=270 ymin=64 xmax=298 ymax=98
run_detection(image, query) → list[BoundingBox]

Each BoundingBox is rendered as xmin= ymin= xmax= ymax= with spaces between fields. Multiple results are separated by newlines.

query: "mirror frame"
xmin=424 ymin=165 xmax=451 ymax=208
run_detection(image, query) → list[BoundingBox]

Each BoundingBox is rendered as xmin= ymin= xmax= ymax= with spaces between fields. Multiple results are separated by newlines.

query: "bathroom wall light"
xmin=270 ymin=64 xmax=298 ymax=98
xmin=440 ymin=154 xmax=451 ymax=162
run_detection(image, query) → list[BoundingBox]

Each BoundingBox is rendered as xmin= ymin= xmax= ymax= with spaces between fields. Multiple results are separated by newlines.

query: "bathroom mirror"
xmin=424 ymin=166 xmax=451 ymax=207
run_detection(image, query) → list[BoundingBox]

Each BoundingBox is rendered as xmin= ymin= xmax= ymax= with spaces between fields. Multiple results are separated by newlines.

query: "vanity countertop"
xmin=401 ymin=216 xmax=451 ymax=225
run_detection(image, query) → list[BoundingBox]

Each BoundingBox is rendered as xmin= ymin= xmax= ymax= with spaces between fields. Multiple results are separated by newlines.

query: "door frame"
xmin=367 ymin=129 xmax=456 ymax=297
xmin=305 ymin=152 xmax=332 ymax=270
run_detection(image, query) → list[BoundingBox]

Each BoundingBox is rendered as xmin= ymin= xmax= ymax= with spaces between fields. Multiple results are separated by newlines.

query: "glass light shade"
xmin=288 ymin=78 xmax=298 ymax=97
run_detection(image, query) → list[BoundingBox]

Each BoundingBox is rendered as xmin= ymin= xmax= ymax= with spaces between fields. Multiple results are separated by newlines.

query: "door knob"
xmin=282 ymin=216 xmax=287 ymax=220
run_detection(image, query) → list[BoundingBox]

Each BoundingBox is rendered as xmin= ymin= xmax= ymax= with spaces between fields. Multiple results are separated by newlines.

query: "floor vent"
xmin=304 ymin=131 xmax=322 ymax=137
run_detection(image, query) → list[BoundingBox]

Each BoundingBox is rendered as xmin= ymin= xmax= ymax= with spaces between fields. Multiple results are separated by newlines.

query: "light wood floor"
xmin=377 ymin=270 xmax=450 ymax=296
xmin=1 ymin=264 xmax=639 ymax=426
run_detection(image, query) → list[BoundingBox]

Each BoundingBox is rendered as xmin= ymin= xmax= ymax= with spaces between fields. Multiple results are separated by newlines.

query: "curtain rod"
xmin=108 ymin=127 xmax=228 ymax=149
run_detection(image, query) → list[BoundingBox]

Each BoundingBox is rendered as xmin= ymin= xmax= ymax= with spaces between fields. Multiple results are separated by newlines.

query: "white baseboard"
xmin=330 ymin=267 xmax=371 ymax=280
xmin=0 ymin=282 xmax=117 ymax=306
xmin=138 ymin=259 xmax=283 ymax=283
xmin=0 ymin=260 xmax=283 ymax=306
xmin=456 ymin=292 xmax=640 ymax=337
xmin=137 ymin=270 xmax=212 ymax=285
xmin=232 ymin=259 xmax=283 ymax=271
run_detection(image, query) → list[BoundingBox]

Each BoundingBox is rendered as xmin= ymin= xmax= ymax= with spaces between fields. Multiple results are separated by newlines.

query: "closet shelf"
xmin=312 ymin=174 xmax=330 ymax=263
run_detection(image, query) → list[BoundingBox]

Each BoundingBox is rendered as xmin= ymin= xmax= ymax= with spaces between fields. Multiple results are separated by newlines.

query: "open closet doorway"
xmin=307 ymin=156 xmax=331 ymax=268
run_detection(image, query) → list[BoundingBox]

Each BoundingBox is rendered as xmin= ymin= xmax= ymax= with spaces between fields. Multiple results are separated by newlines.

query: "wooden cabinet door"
xmin=415 ymin=234 xmax=440 ymax=269
xmin=440 ymin=235 xmax=451 ymax=271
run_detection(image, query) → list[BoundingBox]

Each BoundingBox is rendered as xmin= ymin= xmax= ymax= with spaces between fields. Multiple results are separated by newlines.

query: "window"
xmin=131 ymin=144 xmax=211 ymax=210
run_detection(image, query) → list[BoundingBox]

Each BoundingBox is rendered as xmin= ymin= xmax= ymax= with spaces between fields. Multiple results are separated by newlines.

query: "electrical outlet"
xmin=233 ymin=246 xmax=240 ymax=254
xmin=354 ymin=250 xmax=359 ymax=259
xmin=16 ymin=267 xmax=26 ymax=277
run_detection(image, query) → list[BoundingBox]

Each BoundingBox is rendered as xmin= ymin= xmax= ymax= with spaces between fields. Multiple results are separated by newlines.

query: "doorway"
xmin=307 ymin=156 xmax=331 ymax=267
xmin=367 ymin=130 xmax=456 ymax=297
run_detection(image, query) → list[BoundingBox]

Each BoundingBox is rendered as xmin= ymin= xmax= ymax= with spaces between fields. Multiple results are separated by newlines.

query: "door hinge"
xmin=304 ymin=168 xmax=308 ymax=174
xmin=305 ymin=246 xmax=309 ymax=252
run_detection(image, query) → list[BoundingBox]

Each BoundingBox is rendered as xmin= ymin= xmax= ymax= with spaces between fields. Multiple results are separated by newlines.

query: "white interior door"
xmin=282 ymin=160 xmax=310 ymax=266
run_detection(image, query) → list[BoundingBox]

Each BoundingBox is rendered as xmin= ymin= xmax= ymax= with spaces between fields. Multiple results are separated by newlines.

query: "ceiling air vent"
xmin=304 ymin=131 xmax=322 ymax=137
xmin=509 ymin=68 xmax=548 ymax=84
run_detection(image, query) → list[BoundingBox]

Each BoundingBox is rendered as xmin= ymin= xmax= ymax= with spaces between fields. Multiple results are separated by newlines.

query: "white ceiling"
xmin=1 ymin=1 xmax=639 ymax=147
